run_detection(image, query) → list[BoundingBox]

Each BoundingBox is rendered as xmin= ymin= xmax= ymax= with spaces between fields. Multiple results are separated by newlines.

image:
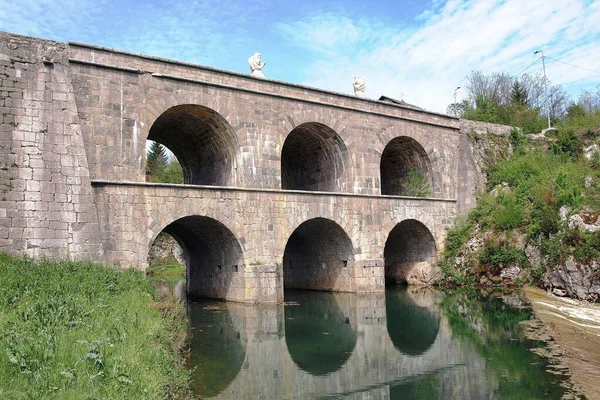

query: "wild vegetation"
xmin=0 ymin=254 xmax=191 ymax=399
xmin=447 ymin=71 xmax=599 ymax=133
xmin=402 ymin=168 xmax=432 ymax=197
xmin=439 ymin=77 xmax=600 ymax=300
xmin=147 ymin=232 xmax=186 ymax=281
xmin=146 ymin=141 xmax=184 ymax=184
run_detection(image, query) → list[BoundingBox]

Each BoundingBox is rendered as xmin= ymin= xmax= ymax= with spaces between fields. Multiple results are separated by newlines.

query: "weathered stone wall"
xmin=91 ymin=182 xmax=455 ymax=302
xmin=0 ymin=33 xmax=104 ymax=259
xmin=457 ymin=119 xmax=513 ymax=214
xmin=0 ymin=32 xmax=480 ymax=302
xmin=67 ymin=42 xmax=461 ymax=199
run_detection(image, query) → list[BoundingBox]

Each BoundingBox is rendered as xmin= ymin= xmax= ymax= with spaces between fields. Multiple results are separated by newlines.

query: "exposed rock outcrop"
xmin=544 ymin=258 xmax=600 ymax=303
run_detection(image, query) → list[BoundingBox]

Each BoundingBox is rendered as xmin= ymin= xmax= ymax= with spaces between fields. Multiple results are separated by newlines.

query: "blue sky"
xmin=1 ymin=0 xmax=599 ymax=112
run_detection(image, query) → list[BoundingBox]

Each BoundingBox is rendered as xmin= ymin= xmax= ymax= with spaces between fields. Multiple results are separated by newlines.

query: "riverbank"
xmin=525 ymin=287 xmax=600 ymax=400
xmin=438 ymin=122 xmax=599 ymax=301
xmin=0 ymin=253 xmax=191 ymax=399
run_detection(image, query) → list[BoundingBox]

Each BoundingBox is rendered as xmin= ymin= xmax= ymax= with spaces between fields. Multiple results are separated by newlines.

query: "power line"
xmin=514 ymin=56 xmax=542 ymax=77
xmin=545 ymin=56 xmax=600 ymax=75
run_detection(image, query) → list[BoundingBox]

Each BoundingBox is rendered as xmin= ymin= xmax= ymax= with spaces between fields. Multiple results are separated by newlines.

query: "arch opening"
xmin=151 ymin=215 xmax=245 ymax=301
xmin=380 ymin=136 xmax=433 ymax=196
xmin=384 ymin=219 xmax=436 ymax=286
xmin=284 ymin=291 xmax=357 ymax=376
xmin=283 ymin=218 xmax=354 ymax=292
xmin=145 ymin=140 xmax=184 ymax=184
xmin=281 ymin=122 xmax=347 ymax=192
xmin=147 ymin=104 xmax=238 ymax=186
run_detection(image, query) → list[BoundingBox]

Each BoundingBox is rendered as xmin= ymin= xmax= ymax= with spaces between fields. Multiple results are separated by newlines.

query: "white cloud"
xmin=0 ymin=0 xmax=262 ymax=68
xmin=275 ymin=0 xmax=600 ymax=113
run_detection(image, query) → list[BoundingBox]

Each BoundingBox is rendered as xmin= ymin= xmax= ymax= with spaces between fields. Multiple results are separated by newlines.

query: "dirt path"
xmin=524 ymin=287 xmax=600 ymax=400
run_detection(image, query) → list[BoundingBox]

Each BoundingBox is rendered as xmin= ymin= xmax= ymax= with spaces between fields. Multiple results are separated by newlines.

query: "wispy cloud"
xmin=2 ymin=0 xmax=598 ymax=112
xmin=0 ymin=0 xmax=263 ymax=68
xmin=275 ymin=0 xmax=600 ymax=112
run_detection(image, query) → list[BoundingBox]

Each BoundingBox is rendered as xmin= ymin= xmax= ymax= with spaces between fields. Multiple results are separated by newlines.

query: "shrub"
xmin=551 ymin=129 xmax=583 ymax=158
xmin=492 ymin=191 xmax=523 ymax=231
xmin=480 ymin=245 xmax=529 ymax=269
xmin=401 ymin=168 xmax=432 ymax=197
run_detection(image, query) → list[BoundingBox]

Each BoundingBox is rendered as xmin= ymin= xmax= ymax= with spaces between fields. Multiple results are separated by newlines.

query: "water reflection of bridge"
xmin=188 ymin=287 xmax=495 ymax=399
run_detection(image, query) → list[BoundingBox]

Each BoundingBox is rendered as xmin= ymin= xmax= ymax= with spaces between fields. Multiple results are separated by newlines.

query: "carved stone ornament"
xmin=353 ymin=76 xmax=366 ymax=97
xmin=248 ymin=52 xmax=266 ymax=78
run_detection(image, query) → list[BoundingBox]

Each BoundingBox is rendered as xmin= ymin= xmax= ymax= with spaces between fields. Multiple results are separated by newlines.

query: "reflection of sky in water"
xmin=185 ymin=287 xmax=569 ymax=400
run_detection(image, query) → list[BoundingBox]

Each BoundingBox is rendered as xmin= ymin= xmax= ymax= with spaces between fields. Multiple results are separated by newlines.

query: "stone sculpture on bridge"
xmin=353 ymin=76 xmax=366 ymax=97
xmin=248 ymin=52 xmax=266 ymax=78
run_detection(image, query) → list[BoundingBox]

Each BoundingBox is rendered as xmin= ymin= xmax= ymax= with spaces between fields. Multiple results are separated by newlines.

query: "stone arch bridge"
xmin=0 ymin=33 xmax=502 ymax=302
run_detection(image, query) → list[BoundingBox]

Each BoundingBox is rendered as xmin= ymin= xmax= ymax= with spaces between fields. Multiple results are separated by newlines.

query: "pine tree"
xmin=510 ymin=81 xmax=528 ymax=106
xmin=146 ymin=141 xmax=168 ymax=182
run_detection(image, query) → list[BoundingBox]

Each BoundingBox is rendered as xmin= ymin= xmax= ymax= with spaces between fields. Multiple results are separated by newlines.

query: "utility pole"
xmin=534 ymin=50 xmax=551 ymax=129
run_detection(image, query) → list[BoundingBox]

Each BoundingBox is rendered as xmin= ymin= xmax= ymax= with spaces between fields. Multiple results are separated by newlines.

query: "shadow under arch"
xmin=157 ymin=215 xmax=245 ymax=300
xmin=384 ymin=219 xmax=437 ymax=286
xmin=188 ymin=299 xmax=246 ymax=398
xmin=284 ymin=290 xmax=357 ymax=376
xmin=283 ymin=217 xmax=354 ymax=291
xmin=281 ymin=122 xmax=348 ymax=192
xmin=147 ymin=104 xmax=238 ymax=185
xmin=380 ymin=136 xmax=433 ymax=196
xmin=386 ymin=286 xmax=440 ymax=356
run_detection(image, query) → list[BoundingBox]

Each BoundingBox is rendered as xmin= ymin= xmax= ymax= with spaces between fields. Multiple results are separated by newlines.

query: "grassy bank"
xmin=438 ymin=119 xmax=600 ymax=293
xmin=0 ymin=253 xmax=191 ymax=399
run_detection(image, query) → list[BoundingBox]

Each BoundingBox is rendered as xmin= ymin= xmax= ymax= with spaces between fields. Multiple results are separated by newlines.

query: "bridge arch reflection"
xmin=188 ymin=300 xmax=247 ymax=397
xmin=189 ymin=288 xmax=466 ymax=400
xmin=386 ymin=287 xmax=441 ymax=356
xmin=284 ymin=291 xmax=357 ymax=376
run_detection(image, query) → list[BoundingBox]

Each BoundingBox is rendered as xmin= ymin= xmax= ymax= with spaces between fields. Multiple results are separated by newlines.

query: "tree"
xmin=401 ymin=169 xmax=431 ymax=197
xmin=510 ymin=81 xmax=528 ymax=106
xmin=566 ymin=104 xmax=586 ymax=120
xmin=548 ymin=84 xmax=570 ymax=121
xmin=576 ymin=85 xmax=600 ymax=114
xmin=146 ymin=141 xmax=168 ymax=182
xmin=446 ymin=100 xmax=469 ymax=118
xmin=454 ymin=70 xmax=573 ymax=132
xmin=161 ymin=161 xmax=184 ymax=184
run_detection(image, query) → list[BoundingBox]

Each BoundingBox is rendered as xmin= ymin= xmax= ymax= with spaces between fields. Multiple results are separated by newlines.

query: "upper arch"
xmin=281 ymin=122 xmax=348 ymax=192
xmin=380 ymin=136 xmax=433 ymax=196
xmin=147 ymin=104 xmax=239 ymax=186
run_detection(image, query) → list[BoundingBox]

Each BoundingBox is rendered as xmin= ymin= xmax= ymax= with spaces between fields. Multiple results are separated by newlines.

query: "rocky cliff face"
xmin=543 ymin=209 xmax=600 ymax=302
xmin=457 ymin=119 xmax=513 ymax=215
xmin=446 ymin=122 xmax=600 ymax=303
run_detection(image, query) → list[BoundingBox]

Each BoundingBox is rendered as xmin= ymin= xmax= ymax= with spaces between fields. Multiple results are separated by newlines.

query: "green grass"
xmin=0 ymin=253 xmax=191 ymax=399
xmin=147 ymin=254 xmax=186 ymax=280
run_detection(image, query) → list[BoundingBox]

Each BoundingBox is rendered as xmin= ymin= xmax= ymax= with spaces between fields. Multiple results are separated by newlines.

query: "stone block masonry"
xmin=0 ymin=33 xmax=104 ymax=259
xmin=0 ymin=31 xmax=510 ymax=302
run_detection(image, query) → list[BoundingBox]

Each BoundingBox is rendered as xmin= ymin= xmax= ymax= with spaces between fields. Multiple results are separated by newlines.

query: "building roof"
xmin=378 ymin=95 xmax=423 ymax=110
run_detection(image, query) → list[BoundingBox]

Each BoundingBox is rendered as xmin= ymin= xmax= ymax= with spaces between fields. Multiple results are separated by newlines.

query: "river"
xmin=171 ymin=285 xmax=575 ymax=399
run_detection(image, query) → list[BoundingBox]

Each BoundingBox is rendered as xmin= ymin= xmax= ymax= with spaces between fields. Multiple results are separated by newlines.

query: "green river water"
xmin=171 ymin=285 xmax=573 ymax=399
